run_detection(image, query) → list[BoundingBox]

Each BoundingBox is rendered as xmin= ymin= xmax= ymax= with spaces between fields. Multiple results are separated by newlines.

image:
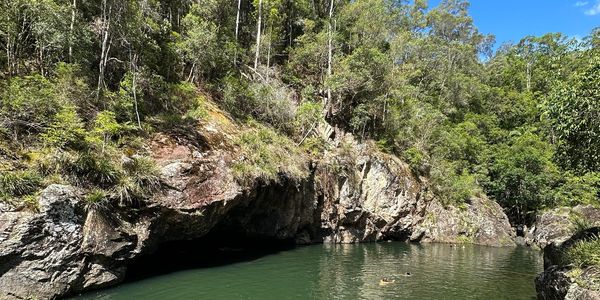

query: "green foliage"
xmin=115 ymin=156 xmax=161 ymax=204
xmin=554 ymin=172 xmax=600 ymax=207
xmin=21 ymin=194 xmax=41 ymax=212
xmin=86 ymin=111 xmax=131 ymax=149
xmin=247 ymin=78 xmax=297 ymax=131
xmin=233 ymin=122 xmax=308 ymax=184
xmin=570 ymin=212 xmax=594 ymax=235
xmin=0 ymin=170 xmax=41 ymax=198
xmin=184 ymin=94 xmax=209 ymax=121
xmin=0 ymin=75 xmax=59 ymax=139
xmin=294 ymin=101 xmax=323 ymax=138
xmin=84 ymin=189 xmax=109 ymax=211
xmin=563 ymin=235 xmax=600 ymax=267
xmin=41 ymin=105 xmax=86 ymax=149
xmin=486 ymin=132 xmax=559 ymax=224
xmin=177 ymin=1 xmax=228 ymax=81
xmin=0 ymin=0 xmax=599 ymax=226
xmin=71 ymin=151 xmax=122 ymax=186
xmin=545 ymin=55 xmax=600 ymax=173
xmin=430 ymin=160 xmax=481 ymax=205
xmin=402 ymin=146 xmax=427 ymax=175
xmin=435 ymin=121 xmax=488 ymax=174
xmin=222 ymin=74 xmax=297 ymax=132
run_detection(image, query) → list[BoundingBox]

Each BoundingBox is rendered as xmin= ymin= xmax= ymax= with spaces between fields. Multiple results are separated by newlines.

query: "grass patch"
xmin=563 ymin=235 xmax=600 ymax=267
xmin=26 ymin=146 xmax=160 ymax=206
xmin=570 ymin=211 xmax=594 ymax=235
xmin=113 ymin=156 xmax=161 ymax=204
xmin=184 ymin=94 xmax=209 ymax=121
xmin=0 ymin=170 xmax=42 ymax=198
xmin=84 ymin=189 xmax=108 ymax=211
xmin=232 ymin=121 xmax=308 ymax=185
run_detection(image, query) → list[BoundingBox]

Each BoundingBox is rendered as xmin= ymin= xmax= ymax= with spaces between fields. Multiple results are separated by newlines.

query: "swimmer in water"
xmin=379 ymin=277 xmax=396 ymax=286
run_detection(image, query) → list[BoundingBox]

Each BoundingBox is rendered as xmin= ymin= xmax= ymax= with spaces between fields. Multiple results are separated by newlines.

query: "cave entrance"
xmin=123 ymin=227 xmax=296 ymax=283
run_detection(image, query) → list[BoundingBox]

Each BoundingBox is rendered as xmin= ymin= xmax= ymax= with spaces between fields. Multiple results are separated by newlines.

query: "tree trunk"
xmin=266 ymin=24 xmax=272 ymax=81
xmin=97 ymin=0 xmax=111 ymax=100
xmin=325 ymin=0 xmax=334 ymax=115
xmin=254 ymin=0 xmax=262 ymax=69
xmin=38 ymin=46 xmax=44 ymax=76
xmin=6 ymin=38 xmax=12 ymax=76
xmin=526 ymin=61 xmax=531 ymax=92
xmin=68 ymin=0 xmax=76 ymax=62
xmin=234 ymin=0 xmax=242 ymax=65
xmin=131 ymin=53 xmax=141 ymax=129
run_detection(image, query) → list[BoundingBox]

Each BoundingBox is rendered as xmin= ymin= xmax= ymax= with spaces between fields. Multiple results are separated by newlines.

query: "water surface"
xmin=74 ymin=243 xmax=542 ymax=300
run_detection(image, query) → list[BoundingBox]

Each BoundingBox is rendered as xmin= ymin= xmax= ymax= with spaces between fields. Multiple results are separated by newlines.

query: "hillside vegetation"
xmin=1 ymin=0 xmax=599 ymax=225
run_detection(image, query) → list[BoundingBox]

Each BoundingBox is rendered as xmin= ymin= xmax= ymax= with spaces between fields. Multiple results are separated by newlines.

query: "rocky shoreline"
xmin=0 ymin=123 xmax=517 ymax=299
xmin=0 ymin=120 xmax=598 ymax=299
xmin=532 ymin=208 xmax=600 ymax=300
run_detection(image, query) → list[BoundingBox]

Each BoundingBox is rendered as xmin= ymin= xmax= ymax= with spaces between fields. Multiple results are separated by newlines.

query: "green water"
xmin=73 ymin=243 xmax=542 ymax=300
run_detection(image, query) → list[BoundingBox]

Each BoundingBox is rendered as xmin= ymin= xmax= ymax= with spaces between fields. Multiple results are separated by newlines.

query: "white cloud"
xmin=575 ymin=1 xmax=589 ymax=6
xmin=585 ymin=1 xmax=600 ymax=15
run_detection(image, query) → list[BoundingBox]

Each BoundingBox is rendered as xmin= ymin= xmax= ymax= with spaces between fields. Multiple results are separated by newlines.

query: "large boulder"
xmin=415 ymin=196 xmax=515 ymax=246
xmin=535 ymin=266 xmax=600 ymax=300
xmin=317 ymin=136 xmax=515 ymax=246
xmin=536 ymin=228 xmax=600 ymax=300
xmin=532 ymin=206 xmax=600 ymax=249
xmin=0 ymin=185 xmax=85 ymax=299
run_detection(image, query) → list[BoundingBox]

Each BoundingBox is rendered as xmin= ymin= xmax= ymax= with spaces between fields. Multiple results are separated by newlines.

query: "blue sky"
xmin=429 ymin=0 xmax=600 ymax=46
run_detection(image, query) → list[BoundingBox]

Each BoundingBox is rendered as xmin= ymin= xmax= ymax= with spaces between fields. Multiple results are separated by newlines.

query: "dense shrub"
xmin=0 ymin=170 xmax=42 ymax=199
xmin=554 ymin=172 xmax=600 ymax=207
xmin=0 ymin=75 xmax=59 ymax=139
xmin=430 ymin=160 xmax=481 ymax=206
xmin=232 ymin=121 xmax=308 ymax=185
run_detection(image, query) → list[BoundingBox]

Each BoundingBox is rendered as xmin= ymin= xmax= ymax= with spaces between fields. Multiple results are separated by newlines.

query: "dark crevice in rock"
xmin=123 ymin=229 xmax=296 ymax=283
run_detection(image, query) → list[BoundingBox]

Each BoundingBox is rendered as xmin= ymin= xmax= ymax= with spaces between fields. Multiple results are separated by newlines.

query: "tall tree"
xmin=254 ymin=0 xmax=263 ymax=69
xmin=325 ymin=0 xmax=334 ymax=115
xmin=234 ymin=0 xmax=242 ymax=65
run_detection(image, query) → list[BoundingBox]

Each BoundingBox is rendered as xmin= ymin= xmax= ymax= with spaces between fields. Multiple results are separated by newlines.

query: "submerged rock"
xmin=0 ymin=129 xmax=516 ymax=299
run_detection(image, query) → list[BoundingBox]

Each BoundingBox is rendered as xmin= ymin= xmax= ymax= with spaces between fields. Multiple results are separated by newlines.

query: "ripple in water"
xmin=73 ymin=243 xmax=543 ymax=300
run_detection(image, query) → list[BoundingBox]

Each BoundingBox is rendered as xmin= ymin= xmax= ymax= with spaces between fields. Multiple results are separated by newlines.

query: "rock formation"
xmin=0 ymin=119 xmax=516 ymax=299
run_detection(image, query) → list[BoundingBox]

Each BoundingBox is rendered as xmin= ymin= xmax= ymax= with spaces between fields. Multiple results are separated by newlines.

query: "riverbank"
xmin=0 ymin=104 xmax=517 ymax=299
xmin=3 ymin=101 xmax=600 ymax=300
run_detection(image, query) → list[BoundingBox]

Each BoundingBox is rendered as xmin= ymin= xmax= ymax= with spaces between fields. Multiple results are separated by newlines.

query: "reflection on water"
xmin=73 ymin=243 xmax=542 ymax=300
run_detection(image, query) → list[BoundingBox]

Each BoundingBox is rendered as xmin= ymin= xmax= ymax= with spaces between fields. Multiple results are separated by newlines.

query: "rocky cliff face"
xmin=0 ymin=121 xmax=516 ymax=299
xmin=530 ymin=206 xmax=600 ymax=249
xmin=535 ymin=226 xmax=600 ymax=300
xmin=316 ymin=136 xmax=514 ymax=246
xmin=531 ymin=206 xmax=600 ymax=300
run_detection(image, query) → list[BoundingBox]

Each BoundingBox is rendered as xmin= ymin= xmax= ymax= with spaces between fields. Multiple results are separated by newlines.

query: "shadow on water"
xmin=123 ymin=230 xmax=296 ymax=283
xmin=74 ymin=242 xmax=543 ymax=300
